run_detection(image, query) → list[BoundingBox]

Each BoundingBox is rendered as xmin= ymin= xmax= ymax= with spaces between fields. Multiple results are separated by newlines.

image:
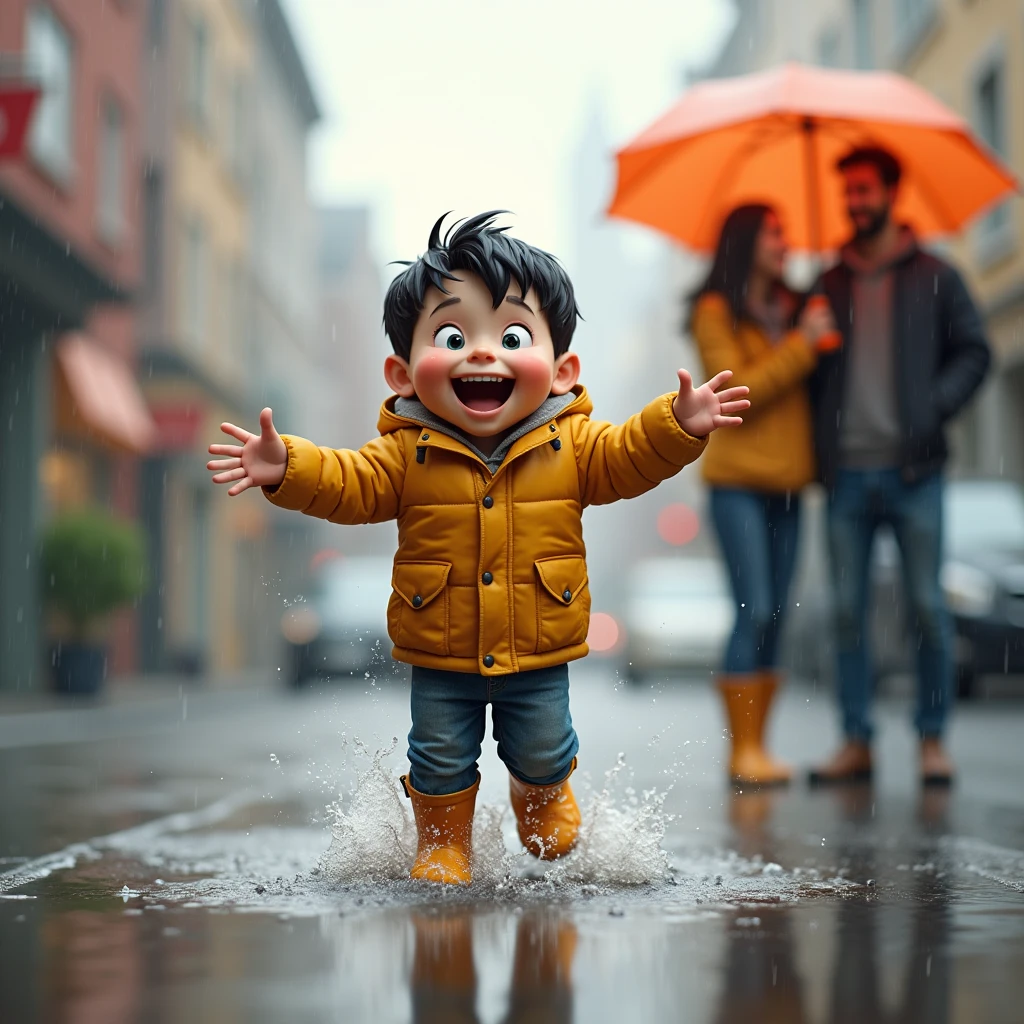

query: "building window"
xmin=24 ymin=5 xmax=74 ymax=183
xmin=149 ymin=0 xmax=165 ymax=49
xmin=96 ymin=95 xmax=124 ymax=245
xmin=892 ymin=0 xmax=936 ymax=60
xmin=229 ymin=73 xmax=248 ymax=183
xmin=181 ymin=216 xmax=209 ymax=349
xmin=185 ymin=16 xmax=210 ymax=133
xmin=972 ymin=52 xmax=1013 ymax=265
xmin=852 ymin=0 xmax=873 ymax=69
xmin=143 ymin=169 xmax=163 ymax=300
xmin=818 ymin=26 xmax=842 ymax=68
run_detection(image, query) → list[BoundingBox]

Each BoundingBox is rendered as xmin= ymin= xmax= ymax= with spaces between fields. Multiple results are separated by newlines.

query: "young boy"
xmin=208 ymin=212 xmax=748 ymax=885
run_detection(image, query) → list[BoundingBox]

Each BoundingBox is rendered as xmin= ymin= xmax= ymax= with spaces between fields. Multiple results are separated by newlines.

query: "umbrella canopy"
xmin=608 ymin=62 xmax=1018 ymax=252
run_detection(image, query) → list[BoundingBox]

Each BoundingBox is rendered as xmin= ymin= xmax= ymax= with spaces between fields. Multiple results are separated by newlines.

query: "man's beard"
xmin=852 ymin=205 xmax=890 ymax=241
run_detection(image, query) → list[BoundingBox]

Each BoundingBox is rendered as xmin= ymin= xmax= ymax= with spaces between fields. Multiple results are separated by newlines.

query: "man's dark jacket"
xmin=813 ymin=240 xmax=991 ymax=491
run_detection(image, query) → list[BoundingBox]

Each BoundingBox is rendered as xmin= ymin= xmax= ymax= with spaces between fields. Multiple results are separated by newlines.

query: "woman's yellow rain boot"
xmin=717 ymin=673 xmax=792 ymax=787
xmin=509 ymin=758 xmax=581 ymax=861
xmin=401 ymin=773 xmax=479 ymax=885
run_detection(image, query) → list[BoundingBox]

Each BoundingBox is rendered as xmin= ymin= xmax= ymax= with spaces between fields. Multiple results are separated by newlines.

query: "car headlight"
xmin=281 ymin=607 xmax=321 ymax=644
xmin=941 ymin=562 xmax=996 ymax=619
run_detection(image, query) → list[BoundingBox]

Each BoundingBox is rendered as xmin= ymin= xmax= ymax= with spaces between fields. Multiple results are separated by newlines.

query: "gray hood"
xmin=394 ymin=392 xmax=577 ymax=472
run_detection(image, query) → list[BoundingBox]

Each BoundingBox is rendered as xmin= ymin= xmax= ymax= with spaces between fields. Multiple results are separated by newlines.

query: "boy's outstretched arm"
xmin=208 ymin=407 xmax=405 ymax=524
xmin=575 ymin=369 xmax=749 ymax=507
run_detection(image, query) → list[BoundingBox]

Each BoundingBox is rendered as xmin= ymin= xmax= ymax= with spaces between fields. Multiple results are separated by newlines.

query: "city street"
xmin=2 ymin=665 xmax=1022 ymax=1023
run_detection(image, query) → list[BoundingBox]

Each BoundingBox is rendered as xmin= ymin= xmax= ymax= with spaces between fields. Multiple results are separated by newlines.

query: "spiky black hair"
xmin=382 ymin=211 xmax=582 ymax=360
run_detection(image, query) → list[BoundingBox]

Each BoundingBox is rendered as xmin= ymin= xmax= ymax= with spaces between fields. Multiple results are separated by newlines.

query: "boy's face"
xmin=384 ymin=272 xmax=580 ymax=439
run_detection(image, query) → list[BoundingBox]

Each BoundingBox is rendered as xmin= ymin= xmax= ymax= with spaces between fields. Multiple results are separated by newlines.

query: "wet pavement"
xmin=1 ymin=666 xmax=1023 ymax=1023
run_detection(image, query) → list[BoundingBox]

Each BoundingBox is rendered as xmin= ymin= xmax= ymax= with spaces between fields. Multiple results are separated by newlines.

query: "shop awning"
xmin=55 ymin=334 xmax=158 ymax=454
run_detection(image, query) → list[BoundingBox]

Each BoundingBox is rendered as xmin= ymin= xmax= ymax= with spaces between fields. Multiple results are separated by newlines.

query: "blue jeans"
xmin=710 ymin=487 xmax=802 ymax=674
xmin=407 ymin=664 xmax=580 ymax=796
xmin=827 ymin=468 xmax=952 ymax=740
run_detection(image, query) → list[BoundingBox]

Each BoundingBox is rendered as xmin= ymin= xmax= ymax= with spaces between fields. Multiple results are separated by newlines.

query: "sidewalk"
xmin=0 ymin=670 xmax=277 ymax=750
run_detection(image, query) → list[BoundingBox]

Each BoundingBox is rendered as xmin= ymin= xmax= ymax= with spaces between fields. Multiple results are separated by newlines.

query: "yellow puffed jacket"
xmin=264 ymin=385 xmax=706 ymax=676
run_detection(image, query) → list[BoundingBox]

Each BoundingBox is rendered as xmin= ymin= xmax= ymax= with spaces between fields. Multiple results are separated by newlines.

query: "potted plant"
xmin=40 ymin=509 xmax=148 ymax=695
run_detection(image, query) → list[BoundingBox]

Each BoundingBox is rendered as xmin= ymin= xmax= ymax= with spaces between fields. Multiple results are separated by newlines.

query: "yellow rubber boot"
xmin=401 ymin=774 xmax=479 ymax=885
xmin=717 ymin=673 xmax=792 ymax=787
xmin=509 ymin=758 xmax=581 ymax=861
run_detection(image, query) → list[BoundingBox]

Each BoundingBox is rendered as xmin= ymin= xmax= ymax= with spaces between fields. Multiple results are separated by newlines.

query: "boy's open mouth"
xmin=451 ymin=375 xmax=516 ymax=413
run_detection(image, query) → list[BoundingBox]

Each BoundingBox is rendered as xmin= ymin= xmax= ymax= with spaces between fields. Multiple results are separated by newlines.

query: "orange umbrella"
xmin=608 ymin=62 xmax=1018 ymax=252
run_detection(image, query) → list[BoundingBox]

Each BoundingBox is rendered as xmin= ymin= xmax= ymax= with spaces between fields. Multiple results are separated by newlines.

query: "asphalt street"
xmin=1 ymin=664 xmax=1022 ymax=1023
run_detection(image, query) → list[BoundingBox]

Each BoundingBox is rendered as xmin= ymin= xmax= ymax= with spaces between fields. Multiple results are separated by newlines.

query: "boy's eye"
xmin=502 ymin=325 xmax=533 ymax=350
xmin=434 ymin=326 xmax=465 ymax=350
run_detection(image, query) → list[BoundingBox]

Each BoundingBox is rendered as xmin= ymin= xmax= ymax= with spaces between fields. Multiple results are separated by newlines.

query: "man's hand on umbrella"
xmin=207 ymin=407 xmax=288 ymax=496
xmin=672 ymin=369 xmax=750 ymax=437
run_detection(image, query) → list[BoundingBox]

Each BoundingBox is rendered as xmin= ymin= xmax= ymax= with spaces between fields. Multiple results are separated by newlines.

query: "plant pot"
xmin=52 ymin=643 xmax=107 ymax=696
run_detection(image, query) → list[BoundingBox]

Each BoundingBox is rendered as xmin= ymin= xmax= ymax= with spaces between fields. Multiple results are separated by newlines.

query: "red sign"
xmin=150 ymin=404 xmax=205 ymax=453
xmin=0 ymin=87 xmax=41 ymax=160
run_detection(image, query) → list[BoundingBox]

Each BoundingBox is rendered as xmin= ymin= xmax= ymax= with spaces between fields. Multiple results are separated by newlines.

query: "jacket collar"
xmin=377 ymin=385 xmax=592 ymax=473
xmin=838 ymin=225 xmax=918 ymax=276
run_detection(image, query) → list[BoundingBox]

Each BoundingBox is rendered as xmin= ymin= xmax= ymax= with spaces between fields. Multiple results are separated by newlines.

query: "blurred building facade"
xmin=314 ymin=206 xmax=396 ymax=556
xmin=137 ymin=0 xmax=323 ymax=680
xmin=0 ymin=0 xmax=153 ymax=690
xmin=705 ymin=0 xmax=1023 ymax=483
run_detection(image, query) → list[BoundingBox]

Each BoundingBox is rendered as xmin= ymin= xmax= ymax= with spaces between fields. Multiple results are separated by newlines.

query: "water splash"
xmin=318 ymin=746 xmax=671 ymax=890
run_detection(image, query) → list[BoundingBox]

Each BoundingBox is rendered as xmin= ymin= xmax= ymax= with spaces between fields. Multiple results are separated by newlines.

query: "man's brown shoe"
xmin=807 ymin=740 xmax=873 ymax=786
xmin=920 ymin=737 xmax=955 ymax=787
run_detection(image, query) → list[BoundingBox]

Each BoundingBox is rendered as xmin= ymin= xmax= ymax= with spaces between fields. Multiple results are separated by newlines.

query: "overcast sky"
xmin=282 ymin=0 xmax=733 ymax=267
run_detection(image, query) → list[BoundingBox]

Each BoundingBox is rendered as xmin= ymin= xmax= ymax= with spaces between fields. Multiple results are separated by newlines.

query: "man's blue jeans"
xmin=407 ymin=664 xmax=580 ymax=796
xmin=827 ymin=468 xmax=953 ymax=740
xmin=709 ymin=487 xmax=802 ymax=673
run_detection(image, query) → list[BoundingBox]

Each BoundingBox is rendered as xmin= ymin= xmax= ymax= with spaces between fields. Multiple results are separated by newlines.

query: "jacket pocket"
xmin=534 ymin=555 xmax=590 ymax=654
xmin=388 ymin=561 xmax=452 ymax=657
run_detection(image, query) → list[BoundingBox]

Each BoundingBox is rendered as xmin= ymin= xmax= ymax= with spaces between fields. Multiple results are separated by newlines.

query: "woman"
xmin=689 ymin=204 xmax=834 ymax=786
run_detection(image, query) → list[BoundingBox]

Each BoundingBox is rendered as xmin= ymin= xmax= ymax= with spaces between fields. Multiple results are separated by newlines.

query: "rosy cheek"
xmin=411 ymin=349 xmax=457 ymax=396
xmin=508 ymin=350 xmax=556 ymax=392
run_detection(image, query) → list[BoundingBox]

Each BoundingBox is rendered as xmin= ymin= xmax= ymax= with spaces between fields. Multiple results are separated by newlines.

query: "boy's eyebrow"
xmin=504 ymin=294 xmax=534 ymax=314
xmin=431 ymin=296 xmax=461 ymax=315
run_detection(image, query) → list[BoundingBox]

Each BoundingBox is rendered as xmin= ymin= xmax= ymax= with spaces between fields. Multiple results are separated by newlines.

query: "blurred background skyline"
xmin=1 ymin=0 xmax=1022 ymax=695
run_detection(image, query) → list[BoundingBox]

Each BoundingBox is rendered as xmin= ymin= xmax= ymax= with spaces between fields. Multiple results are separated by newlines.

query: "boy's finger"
xmin=227 ymin=476 xmax=255 ymax=497
xmin=221 ymin=422 xmax=252 ymax=444
xmin=207 ymin=458 xmax=242 ymax=471
xmin=712 ymin=414 xmax=744 ymax=428
xmin=719 ymin=400 xmax=751 ymax=415
xmin=705 ymin=369 xmax=734 ymax=391
xmin=208 ymin=443 xmax=244 ymax=457
xmin=212 ymin=467 xmax=247 ymax=484
xmin=715 ymin=385 xmax=749 ymax=402
xmin=259 ymin=407 xmax=277 ymax=438
xmin=676 ymin=368 xmax=693 ymax=391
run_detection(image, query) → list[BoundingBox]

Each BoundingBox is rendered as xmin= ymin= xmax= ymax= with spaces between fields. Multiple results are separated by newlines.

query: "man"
xmin=810 ymin=146 xmax=991 ymax=786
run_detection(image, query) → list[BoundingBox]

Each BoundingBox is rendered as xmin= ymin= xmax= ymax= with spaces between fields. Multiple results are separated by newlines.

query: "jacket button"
xmin=482 ymin=571 xmax=493 ymax=585
xmin=412 ymin=594 xmax=423 ymax=608
xmin=562 ymin=589 xmax=572 ymax=602
xmin=483 ymin=495 xmax=493 ymax=508
xmin=483 ymin=655 xmax=495 ymax=668
xmin=549 ymin=423 xmax=556 ymax=432
xmin=421 ymin=433 xmax=430 ymax=441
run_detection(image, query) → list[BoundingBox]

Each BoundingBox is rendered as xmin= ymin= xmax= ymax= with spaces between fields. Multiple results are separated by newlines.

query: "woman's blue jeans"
xmin=709 ymin=487 xmax=802 ymax=674
xmin=407 ymin=664 xmax=580 ymax=796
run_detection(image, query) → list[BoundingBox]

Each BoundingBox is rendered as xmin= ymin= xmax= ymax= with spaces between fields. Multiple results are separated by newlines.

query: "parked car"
xmin=787 ymin=480 xmax=1024 ymax=698
xmin=620 ymin=557 xmax=733 ymax=681
xmin=281 ymin=556 xmax=400 ymax=687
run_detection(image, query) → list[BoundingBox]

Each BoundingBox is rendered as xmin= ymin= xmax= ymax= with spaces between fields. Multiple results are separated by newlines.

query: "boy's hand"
xmin=672 ymin=369 xmax=750 ymax=437
xmin=207 ymin=407 xmax=288 ymax=496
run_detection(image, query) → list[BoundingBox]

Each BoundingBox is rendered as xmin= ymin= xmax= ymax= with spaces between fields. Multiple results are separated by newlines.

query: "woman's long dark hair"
xmin=687 ymin=203 xmax=776 ymax=329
